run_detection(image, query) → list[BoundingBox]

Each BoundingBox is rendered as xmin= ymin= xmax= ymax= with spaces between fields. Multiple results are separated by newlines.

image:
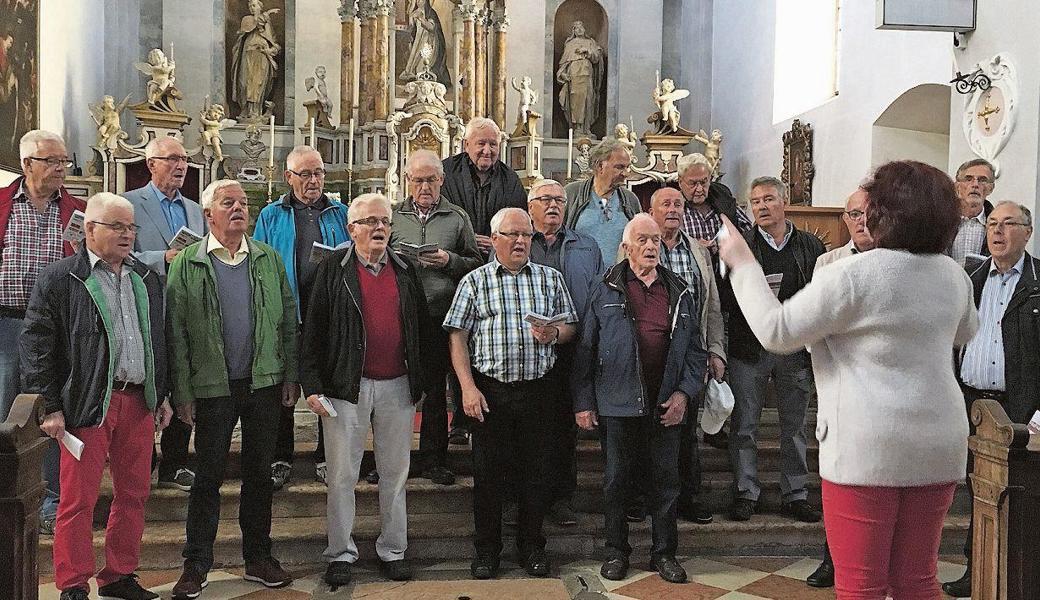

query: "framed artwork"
xmin=0 ymin=0 xmax=39 ymax=171
xmin=510 ymin=145 xmax=526 ymax=171
xmin=782 ymin=119 xmax=815 ymax=205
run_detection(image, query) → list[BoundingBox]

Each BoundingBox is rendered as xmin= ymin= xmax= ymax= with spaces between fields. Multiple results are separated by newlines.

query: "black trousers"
xmin=418 ymin=324 xmax=457 ymax=470
xmin=471 ymin=372 xmax=555 ymax=558
xmin=156 ymin=417 xmax=192 ymax=478
xmin=183 ymin=381 xmax=280 ymax=571
xmin=548 ymin=361 xmax=577 ymax=503
xmin=677 ymin=390 xmax=705 ymax=504
xmin=274 ymin=402 xmax=324 ymax=464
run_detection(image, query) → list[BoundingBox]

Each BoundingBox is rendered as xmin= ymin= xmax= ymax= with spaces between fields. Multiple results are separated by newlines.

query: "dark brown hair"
xmin=862 ymin=160 xmax=960 ymax=254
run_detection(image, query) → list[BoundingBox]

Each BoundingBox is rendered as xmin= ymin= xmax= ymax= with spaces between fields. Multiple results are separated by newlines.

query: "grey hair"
xmin=489 ymin=207 xmax=532 ymax=234
xmin=992 ymin=200 xmax=1032 ymax=227
xmin=144 ymin=136 xmax=184 ymax=159
xmin=19 ymin=130 xmax=64 ymax=161
xmin=749 ymin=176 xmax=789 ymax=201
xmin=527 ymin=178 xmax=564 ymax=201
xmin=621 ymin=213 xmax=660 ymax=245
xmin=404 ymin=149 xmax=444 ymax=177
xmin=676 ymin=153 xmax=712 ymax=178
xmin=464 ymin=117 xmax=501 ymax=139
xmin=84 ymin=192 xmax=134 ymax=223
xmin=286 ymin=145 xmax=323 ymax=170
xmin=589 ymin=138 xmax=630 ymax=172
xmin=200 ymin=179 xmax=244 ymax=211
xmin=347 ymin=193 xmax=392 ymax=223
xmin=955 ymin=158 xmax=996 ymax=182
xmin=650 ymin=186 xmax=683 ymax=206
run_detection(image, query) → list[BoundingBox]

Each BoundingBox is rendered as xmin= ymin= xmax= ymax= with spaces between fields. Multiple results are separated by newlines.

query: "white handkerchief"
xmin=61 ymin=431 xmax=84 ymax=461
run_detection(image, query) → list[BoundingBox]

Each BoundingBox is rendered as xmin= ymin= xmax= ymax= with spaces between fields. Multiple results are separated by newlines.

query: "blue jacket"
xmin=531 ymin=227 xmax=604 ymax=328
xmin=252 ymin=193 xmax=350 ymax=319
xmin=572 ymin=261 xmax=707 ymax=418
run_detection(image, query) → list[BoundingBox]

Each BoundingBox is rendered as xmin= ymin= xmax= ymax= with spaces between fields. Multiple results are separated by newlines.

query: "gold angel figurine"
xmin=88 ymin=93 xmax=132 ymax=149
xmin=200 ymin=103 xmax=236 ymax=162
xmin=694 ymin=128 xmax=723 ymax=174
xmin=134 ymin=49 xmax=182 ymax=111
xmin=614 ymin=123 xmax=637 ymax=153
xmin=652 ymin=78 xmax=689 ymax=134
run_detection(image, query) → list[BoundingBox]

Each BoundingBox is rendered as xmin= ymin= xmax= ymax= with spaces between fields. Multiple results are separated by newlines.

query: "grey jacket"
xmin=124 ymin=183 xmax=207 ymax=275
xmin=562 ymin=178 xmax=642 ymax=230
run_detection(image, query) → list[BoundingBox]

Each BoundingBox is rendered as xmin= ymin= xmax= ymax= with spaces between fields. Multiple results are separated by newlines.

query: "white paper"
xmin=766 ymin=273 xmax=784 ymax=297
xmin=62 ymin=210 xmax=86 ymax=243
xmin=398 ymin=242 xmax=438 ymax=257
xmin=1028 ymin=410 xmax=1040 ymax=435
xmin=309 ymin=240 xmax=352 ymax=264
xmin=318 ymin=395 xmax=338 ymax=418
xmin=714 ymin=225 xmax=729 ymax=278
xmin=168 ymin=226 xmax=203 ymax=251
xmin=524 ymin=312 xmax=568 ymax=328
xmin=61 ymin=431 xmax=84 ymax=461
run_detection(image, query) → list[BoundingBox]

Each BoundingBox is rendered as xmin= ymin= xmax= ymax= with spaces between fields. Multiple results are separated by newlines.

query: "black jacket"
xmin=20 ymin=247 xmax=167 ymax=427
xmin=725 ymin=223 xmax=826 ymax=361
xmin=962 ymin=253 xmax=1040 ymax=423
xmin=440 ymin=153 xmax=527 ymax=236
xmin=299 ymin=246 xmax=434 ymax=404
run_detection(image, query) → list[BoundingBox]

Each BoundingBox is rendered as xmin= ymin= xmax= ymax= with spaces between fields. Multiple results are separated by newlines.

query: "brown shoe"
xmin=172 ymin=564 xmax=208 ymax=599
xmin=244 ymin=557 xmax=293 ymax=588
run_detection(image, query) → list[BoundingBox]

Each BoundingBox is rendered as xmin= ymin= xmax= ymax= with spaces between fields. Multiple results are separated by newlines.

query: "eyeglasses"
xmin=151 ymin=155 xmax=190 ymax=164
xmin=288 ymin=169 xmax=326 ymax=180
xmin=985 ymin=220 xmax=1030 ymax=230
xmin=959 ymin=175 xmax=993 ymax=185
xmin=352 ymin=216 xmax=392 ymax=227
xmin=496 ymin=231 xmax=533 ymax=240
xmin=92 ymin=221 xmax=141 ymax=234
xmin=530 ymin=195 xmax=565 ymax=205
xmin=843 ymin=210 xmax=866 ymax=221
xmin=682 ymin=178 xmax=710 ymax=189
xmin=409 ymin=176 xmax=441 ymax=187
xmin=28 ymin=156 xmax=73 ymax=168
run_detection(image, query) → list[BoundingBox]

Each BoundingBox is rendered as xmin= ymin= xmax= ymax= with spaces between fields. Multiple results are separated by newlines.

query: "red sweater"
xmin=356 ymin=260 xmax=407 ymax=379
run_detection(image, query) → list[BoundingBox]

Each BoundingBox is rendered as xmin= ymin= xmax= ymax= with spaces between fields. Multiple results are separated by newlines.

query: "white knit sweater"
xmin=730 ymin=248 xmax=979 ymax=486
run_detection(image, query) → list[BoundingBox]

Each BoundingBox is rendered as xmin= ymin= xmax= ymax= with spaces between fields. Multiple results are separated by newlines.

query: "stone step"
xmin=38 ymin=512 xmax=970 ymax=572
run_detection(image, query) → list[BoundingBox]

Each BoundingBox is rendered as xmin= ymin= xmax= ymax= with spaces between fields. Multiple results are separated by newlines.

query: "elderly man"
xmin=389 ymin=149 xmax=482 ymax=486
xmin=646 ymin=187 xmax=726 ymax=525
xmin=0 ymin=129 xmax=86 ymax=533
xmin=943 ymin=201 xmax=1040 ymax=598
xmin=21 ymin=192 xmax=171 ymax=600
xmin=726 ymin=177 xmax=824 ymax=524
xmin=573 ymin=214 xmax=707 ymax=584
xmin=563 ymin=138 xmax=641 ymax=264
xmin=168 ymin=180 xmax=298 ymax=598
xmin=301 ymin=192 xmax=433 ymax=585
xmin=254 ymin=145 xmax=349 ymax=489
xmin=444 ymin=207 xmax=578 ymax=579
xmin=123 ymin=136 xmax=206 ymax=492
xmin=527 ymin=178 xmax=604 ymax=526
xmin=948 ymin=158 xmax=997 ymax=265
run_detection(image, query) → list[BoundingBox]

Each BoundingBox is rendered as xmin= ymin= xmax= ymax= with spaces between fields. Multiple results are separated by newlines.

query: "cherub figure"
xmin=652 ymin=78 xmax=689 ymax=134
xmin=134 ymin=48 xmax=182 ymax=112
xmin=694 ymin=128 xmax=723 ymax=174
xmin=511 ymin=76 xmax=541 ymax=133
xmin=614 ymin=123 xmax=637 ymax=154
xmin=89 ymin=93 xmax=132 ymax=149
xmin=199 ymin=103 xmax=236 ymax=162
xmin=305 ymin=65 xmax=333 ymax=124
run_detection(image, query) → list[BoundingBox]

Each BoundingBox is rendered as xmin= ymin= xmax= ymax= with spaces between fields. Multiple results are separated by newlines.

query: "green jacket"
xmin=166 ymin=235 xmax=298 ymax=406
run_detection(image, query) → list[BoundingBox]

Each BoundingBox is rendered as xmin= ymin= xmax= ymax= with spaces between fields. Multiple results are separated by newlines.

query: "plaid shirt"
xmin=443 ymin=258 xmax=577 ymax=382
xmin=0 ymin=184 xmax=64 ymax=310
xmin=659 ymin=236 xmax=701 ymax=317
xmin=680 ymin=203 xmax=753 ymax=241
xmin=949 ymin=212 xmax=987 ymax=265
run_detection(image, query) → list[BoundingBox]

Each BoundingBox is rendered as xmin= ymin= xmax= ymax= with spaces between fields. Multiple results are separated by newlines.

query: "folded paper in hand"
xmin=169 ymin=226 xmax=203 ymax=251
xmin=524 ymin=312 xmax=568 ymax=328
xmin=62 ymin=431 xmax=85 ymax=461
xmin=700 ymin=379 xmax=734 ymax=435
xmin=62 ymin=210 xmax=86 ymax=243
xmin=310 ymin=240 xmax=352 ymax=264
xmin=398 ymin=242 xmax=439 ymax=258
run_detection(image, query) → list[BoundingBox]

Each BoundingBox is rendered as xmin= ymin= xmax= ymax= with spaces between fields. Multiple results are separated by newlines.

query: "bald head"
xmin=622 ymin=214 xmax=662 ymax=274
xmin=648 ymin=187 xmax=685 ymax=239
xmin=842 ymin=188 xmax=874 ymax=251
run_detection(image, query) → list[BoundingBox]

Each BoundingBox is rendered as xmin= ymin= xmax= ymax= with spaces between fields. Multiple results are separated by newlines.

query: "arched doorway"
xmin=871 ymin=83 xmax=951 ymax=171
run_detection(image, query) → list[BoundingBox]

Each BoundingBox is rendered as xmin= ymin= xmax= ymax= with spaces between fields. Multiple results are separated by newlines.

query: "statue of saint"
xmin=230 ymin=0 xmax=281 ymax=121
xmin=400 ymin=0 xmax=451 ymax=87
xmin=556 ymin=20 xmax=603 ymax=137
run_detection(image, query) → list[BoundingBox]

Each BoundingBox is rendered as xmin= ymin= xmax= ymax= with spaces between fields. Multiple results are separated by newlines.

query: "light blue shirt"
xmin=147 ymin=181 xmax=188 ymax=234
xmin=960 ymin=254 xmax=1026 ymax=391
xmin=758 ymin=220 xmax=794 ymax=251
xmin=574 ymin=188 xmax=629 ymax=266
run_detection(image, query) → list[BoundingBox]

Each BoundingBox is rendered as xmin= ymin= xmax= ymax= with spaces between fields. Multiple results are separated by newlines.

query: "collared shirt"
xmin=356 ymin=249 xmax=388 ymax=275
xmin=87 ymin=250 xmax=146 ymax=384
xmin=412 ymin=198 xmax=439 ymax=223
xmin=443 ymin=258 xmax=577 ymax=383
xmin=680 ymin=201 xmax=754 ymax=241
xmin=758 ymin=221 xmax=795 ymax=251
xmin=659 ymin=234 xmax=700 ymax=317
xmin=289 ymin=192 xmax=329 ymax=315
xmin=960 ymin=254 xmax=1025 ymax=391
xmin=625 ymin=266 xmax=671 ymax=403
xmin=207 ymin=234 xmax=250 ymax=266
xmin=0 ymin=182 xmax=64 ymax=310
xmin=531 ymin=230 xmax=565 ymax=273
xmin=147 ymin=181 xmax=188 ymax=234
xmin=950 ymin=210 xmax=987 ymax=265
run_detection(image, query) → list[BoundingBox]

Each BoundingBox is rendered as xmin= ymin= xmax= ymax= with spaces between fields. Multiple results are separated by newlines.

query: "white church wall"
xmin=162 ymin=0 xmax=225 ymax=134
xmin=711 ymin=1 xmax=950 ymax=206
xmin=293 ymin=0 xmax=343 ymax=143
xmin=871 ymin=126 xmax=950 ymax=173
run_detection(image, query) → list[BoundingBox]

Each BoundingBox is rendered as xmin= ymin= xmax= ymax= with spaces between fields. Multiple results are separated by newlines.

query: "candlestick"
xmin=567 ymin=128 xmax=573 ymax=180
xmin=347 ymin=118 xmax=355 ymax=168
xmin=309 ymin=117 xmax=316 ymax=149
xmin=170 ymin=42 xmax=174 ymax=61
xmin=268 ymin=115 xmax=275 ymax=168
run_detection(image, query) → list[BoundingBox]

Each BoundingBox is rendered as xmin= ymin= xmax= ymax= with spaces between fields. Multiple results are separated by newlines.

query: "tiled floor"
xmin=38 ymin=555 xmax=968 ymax=599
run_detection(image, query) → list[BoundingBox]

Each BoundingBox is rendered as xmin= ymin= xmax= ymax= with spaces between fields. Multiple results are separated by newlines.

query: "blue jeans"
xmin=0 ymin=315 xmax=59 ymax=519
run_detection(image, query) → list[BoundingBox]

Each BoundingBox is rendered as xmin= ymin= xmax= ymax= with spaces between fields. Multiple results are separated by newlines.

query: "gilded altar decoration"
xmin=962 ymin=53 xmax=1018 ymax=175
xmin=133 ymin=48 xmax=182 ymax=112
xmin=89 ymin=94 xmax=132 ymax=150
xmin=556 ymin=20 xmax=603 ymax=138
xmin=782 ymin=119 xmax=815 ymax=205
xmin=651 ymin=77 xmax=689 ymax=135
xmin=231 ymin=0 xmax=281 ymax=122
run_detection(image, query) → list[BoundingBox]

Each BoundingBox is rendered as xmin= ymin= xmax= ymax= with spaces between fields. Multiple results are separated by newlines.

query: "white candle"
xmin=309 ymin=117 xmax=316 ymax=149
xmin=567 ymin=128 xmax=573 ymax=180
xmin=347 ymin=118 xmax=355 ymax=168
xmin=268 ymin=115 xmax=275 ymax=168
xmin=170 ymin=42 xmax=174 ymax=61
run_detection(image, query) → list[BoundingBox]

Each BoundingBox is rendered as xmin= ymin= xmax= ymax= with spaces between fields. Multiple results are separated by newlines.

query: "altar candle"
xmin=170 ymin=42 xmax=174 ymax=61
xmin=309 ymin=117 xmax=316 ymax=149
xmin=567 ymin=128 xmax=573 ymax=180
xmin=348 ymin=118 xmax=356 ymax=168
xmin=268 ymin=115 xmax=275 ymax=168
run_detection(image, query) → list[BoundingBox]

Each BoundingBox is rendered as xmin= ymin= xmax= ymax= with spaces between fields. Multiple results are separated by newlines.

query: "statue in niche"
xmin=134 ymin=49 xmax=183 ymax=112
xmin=200 ymin=103 xmax=236 ymax=162
xmin=88 ymin=93 xmax=132 ymax=149
xmin=556 ymin=20 xmax=603 ymax=137
xmin=652 ymin=78 xmax=689 ymax=134
xmin=400 ymin=0 xmax=451 ymax=88
xmin=230 ymin=0 xmax=281 ymax=122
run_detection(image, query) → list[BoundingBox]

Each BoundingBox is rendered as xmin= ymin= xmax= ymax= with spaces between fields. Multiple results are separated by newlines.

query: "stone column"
xmin=458 ymin=0 xmax=478 ymax=123
xmin=474 ymin=4 xmax=489 ymax=117
xmin=373 ymin=0 xmax=394 ymax=121
xmin=357 ymin=0 xmax=377 ymax=124
xmin=490 ymin=5 xmax=510 ymax=129
xmin=338 ymin=1 xmax=358 ymax=125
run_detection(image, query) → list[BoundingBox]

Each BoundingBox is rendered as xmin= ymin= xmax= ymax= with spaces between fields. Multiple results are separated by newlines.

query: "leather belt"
xmin=962 ymin=385 xmax=1007 ymax=402
xmin=112 ymin=380 xmax=144 ymax=392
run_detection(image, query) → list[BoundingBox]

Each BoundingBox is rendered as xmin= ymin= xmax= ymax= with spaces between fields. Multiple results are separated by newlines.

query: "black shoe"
xmin=941 ymin=567 xmax=972 ymax=598
xmin=548 ymin=500 xmax=578 ymax=526
xmin=324 ymin=561 xmax=352 ymax=586
xmin=470 ymin=555 xmax=499 ymax=580
xmin=520 ymin=549 xmax=550 ymax=577
xmin=97 ymin=573 xmax=158 ymax=600
xmin=703 ymin=428 xmax=729 ymax=449
xmin=422 ymin=465 xmax=456 ymax=486
xmin=729 ymin=499 xmax=756 ymax=521
xmin=448 ymin=426 xmax=469 ymax=445
xmin=60 ymin=588 xmax=89 ymax=600
xmin=805 ymin=558 xmax=834 ymax=588
xmin=502 ymin=501 xmax=518 ymax=526
xmin=364 ymin=469 xmax=380 ymax=484
xmin=651 ymin=555 xmax=688 ymax=584
xmin=625 ymin=503 xmax=646 ymax=523
xmin=157 ymin=468 xmax=195 ymax=492
xmin=781 ymin=500 xmax=822 ymax=523
xmin=600 ymin=557 xmax=629 ymax=581
xmin=270 ymin=462 xmax=292 ymax=491
xmin=379 ymin=559 xmax=413 ymax=581
xmin=678 ymin=500 xmax=713 ymax=524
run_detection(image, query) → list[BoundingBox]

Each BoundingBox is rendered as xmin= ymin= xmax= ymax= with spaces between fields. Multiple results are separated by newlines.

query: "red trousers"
xmin=53 ymin=388 xmax=154 ymax=591
xmin=822 ymin=479 xmax=956 ymax=600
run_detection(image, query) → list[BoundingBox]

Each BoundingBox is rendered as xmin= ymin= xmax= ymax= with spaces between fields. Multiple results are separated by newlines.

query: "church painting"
xmin=0 ymin=0 xmax=38 ymax=171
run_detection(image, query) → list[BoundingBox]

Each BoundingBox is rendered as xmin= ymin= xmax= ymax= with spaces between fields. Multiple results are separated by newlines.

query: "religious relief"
xmin=962 ymin=53 xmax=1018 ymax=175
xmin=230 ymin=0 xmax=282 ymax=122
xmin=400 ymin=0 xmax=450 ymax=88
xmin=556 ymin=20 xmax=604 ymax=138
xmin=304 ymin=65 xmax=334 ymax=128
xmin=614 ymin=123 xmax=637 ymax=155
xmin=133 ymin=49 xmax=183 ymax=113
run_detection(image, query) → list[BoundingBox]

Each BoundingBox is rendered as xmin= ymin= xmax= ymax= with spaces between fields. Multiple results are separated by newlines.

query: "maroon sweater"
xmin=356 ymin=260 xmax=407 ymax=379
xmin=625 ymin=269 xmax=671 ymax=404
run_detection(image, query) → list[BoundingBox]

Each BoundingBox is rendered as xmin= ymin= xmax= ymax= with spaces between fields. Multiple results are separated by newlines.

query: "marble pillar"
xmin=490 ymin=5 xmax=509 ymax=129
xmin=338 ymin=1 xmax=358 ymax=125
xmin=358 ymin=1 xmax=376 ymax=124
xmin=474 ymin=5 xmax=488 ymax=117
xmin=458 ymin=0 xmax=478 ymax=123
xmin=373 ymin=0 xmax=393 ymax=121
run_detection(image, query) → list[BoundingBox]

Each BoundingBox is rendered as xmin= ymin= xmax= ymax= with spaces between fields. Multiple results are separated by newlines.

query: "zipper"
xmin=342 ymin=271 xmax=367 ymax=389
xmin=71 ymin=271 xmax=113 ymax=428
xmin=606 ymin=275 xmax=646 ymax=414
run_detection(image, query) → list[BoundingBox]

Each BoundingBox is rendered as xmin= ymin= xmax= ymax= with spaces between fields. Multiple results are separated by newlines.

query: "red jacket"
xmin=0 ymin=176 xmax=86 ymax=257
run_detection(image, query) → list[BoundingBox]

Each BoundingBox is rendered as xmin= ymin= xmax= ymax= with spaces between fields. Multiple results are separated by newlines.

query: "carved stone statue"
xmin=133 ymin=49 xmax=182 ymax=112
xmin=511 ymin=76 xmax=541 ymax=137
xmin=305 ymin=65 xmax=333 ymax=121
xmin=614 ymin=123 xmax=637 ymax=155
xmin=235 ymin=124 xmax=268 ymax=181
xmin=400 ymin=0 xmax=451 ymax=87
xmin=556 ymin=20 xmax=603 ymax=137
xmin=694 ymin=128 xmax=723 ymax=175
xmin=652 ymin=78 xmax=689 ymax=134
xmin=200 ymin=103 xmax=236 ymax=162
xmin=575 ymin=137 xmax=593 ymax=177
xmin=230 ymin=0 xmax=281 ymax=122
xmin=88 ymin=93 xmax=132 ymax=149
